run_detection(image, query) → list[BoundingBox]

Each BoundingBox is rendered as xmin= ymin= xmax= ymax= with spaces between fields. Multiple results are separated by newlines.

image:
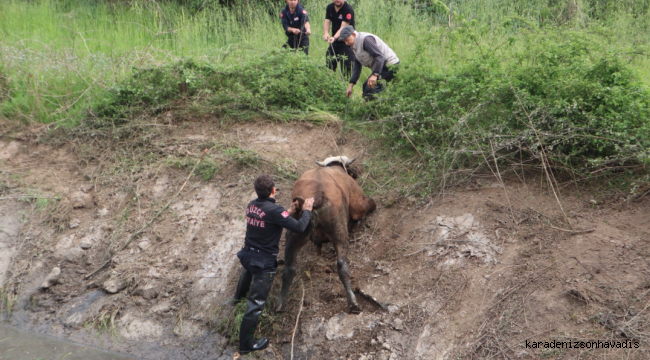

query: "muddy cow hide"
xmin=275 ymin=156 xmax=376 ymax=313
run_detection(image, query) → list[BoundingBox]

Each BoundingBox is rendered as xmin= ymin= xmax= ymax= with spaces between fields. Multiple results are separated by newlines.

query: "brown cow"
xmin=275 ymin=156 xmax=376 ymax=313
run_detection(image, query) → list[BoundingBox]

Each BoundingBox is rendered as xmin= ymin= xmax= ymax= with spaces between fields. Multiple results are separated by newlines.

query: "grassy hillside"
xmin=1 ymin=0 xmax=648 ymax=124
xmin=1 ymin=0 xmax=649 ymax=192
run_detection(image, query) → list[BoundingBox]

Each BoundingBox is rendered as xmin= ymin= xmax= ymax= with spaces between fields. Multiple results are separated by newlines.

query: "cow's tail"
xmin=290 ymin=196 xmax=320 ymax=224
xmin=292 ymin=195 xmax=323 ymax=227
xmin=289 ymin=196 xmax=320 ymax=245
xmin=292 ymin=190 xmax=325 ymax=211
xmin=292 ymin=196 xmax=305 ymax=212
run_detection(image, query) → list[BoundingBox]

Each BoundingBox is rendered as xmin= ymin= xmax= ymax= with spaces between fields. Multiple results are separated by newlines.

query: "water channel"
xmin=0 ymin=325 xmax=138 ymax=360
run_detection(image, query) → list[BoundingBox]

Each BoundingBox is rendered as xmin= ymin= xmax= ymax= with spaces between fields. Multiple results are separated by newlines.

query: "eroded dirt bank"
xmin=1 ymin=119 xmax=649 ymax=359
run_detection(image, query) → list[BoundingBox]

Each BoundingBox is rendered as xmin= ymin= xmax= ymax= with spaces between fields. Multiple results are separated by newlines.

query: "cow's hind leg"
xmin=330 ymin=220 xmax=361 ymax=313
xmin=275 ymin=229 xmax=309 ymax=313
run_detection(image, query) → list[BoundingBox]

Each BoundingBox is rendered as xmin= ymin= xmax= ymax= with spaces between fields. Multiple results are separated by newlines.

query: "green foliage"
xmin=18 ymin=190 xmax=62 ymax=213
xmin=360 ymin=26 xmax=650 ymax=176
xmin=0 ymin=288 xmax=18 ymax=315
xmin=86 ymin=306 xmax=120 ymax=338
xmin=197 ymin=160 xmax=220 ymax=181
xmin=93 ymin=53 xmax=345 ymax=124
xmin=222 ymin=147 xmax=260 ymax=168
xmin=216 ymin=298 xmax=280 ymax=345
xmin=2 ymin=0 xmax=650 ymax=190
xmin=216 ymin=300 xmax=247 ymax=343
xmin=178 ymin=0 xmax=277 ymax=14
xmin=2 ymin=0 xmax=649 ymax=126
xmin=166 ymin=155 xmax=220 ymax=181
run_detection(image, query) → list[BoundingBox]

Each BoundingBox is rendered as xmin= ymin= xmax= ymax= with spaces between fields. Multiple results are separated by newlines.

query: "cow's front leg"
xmin=334 ymin=240 xmax=361 ymax=314
xmin=275 ymin=230 xmax=309 ymax=313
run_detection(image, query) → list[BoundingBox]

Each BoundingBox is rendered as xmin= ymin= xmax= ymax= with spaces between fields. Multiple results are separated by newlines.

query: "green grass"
xmin=85 ymin=306 xmax=120 ymax=339
xmin=2 ymin=0 xmax=646 ymax=126
xmin=1 ymin=0 xmax=649 ymax=192
xmin=216 ymin=299 xmax=247 ymax=343
xmin=216 ymin=297 xmax=281 ymax=346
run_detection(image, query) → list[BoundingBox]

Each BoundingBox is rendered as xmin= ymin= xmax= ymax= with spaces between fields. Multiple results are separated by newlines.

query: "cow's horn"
xmin=315 ymin=161 xmax=326 ymax=167
xmin=346 ymin=157 xmax=357 ymax=165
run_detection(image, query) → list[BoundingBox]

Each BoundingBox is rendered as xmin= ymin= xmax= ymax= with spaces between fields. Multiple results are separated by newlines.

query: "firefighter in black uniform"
xmin=281 ymin=0 xmax=311 ymax=55
xmin=234 ymin=174 xmax=314 ymax=354
xmin=324 ymin=0 xmax=355 ymax=77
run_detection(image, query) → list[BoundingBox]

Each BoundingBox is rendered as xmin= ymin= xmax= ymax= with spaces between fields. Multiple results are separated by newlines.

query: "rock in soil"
xmin=79 ymin=238 xmax=93 ymax=250
xmin=392 ymin=317 xmax=403 ymax=331
xmin=70 ymin=191 xmax=93 ymax=209
xmin=69 ymin=218 xmax=80 ymax=228
xmin=103 ymin=278 xmax=127 ymax=294
xmin=63 ymin=248 xmax=86 ymax=264
xmin=40 ymin=267 xmax=61 ymax=289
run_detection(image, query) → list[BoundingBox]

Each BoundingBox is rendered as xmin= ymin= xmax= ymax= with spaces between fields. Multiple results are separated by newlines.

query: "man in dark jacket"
xmin=234 ymin=174 xmax=314 ymax=354
xmin=281 ymin=0 xmax=311 ymax=55
xmin=324 ymin=0 xmax=355 ymax=77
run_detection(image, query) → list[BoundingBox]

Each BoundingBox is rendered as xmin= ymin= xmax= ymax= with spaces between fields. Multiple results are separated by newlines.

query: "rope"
xmin=329 ymin=42 xmax=351 ymax=146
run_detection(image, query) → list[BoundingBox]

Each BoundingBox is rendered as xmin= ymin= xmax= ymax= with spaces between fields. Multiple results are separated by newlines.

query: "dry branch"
xmin=431 ymin=281 xmax=466 ymax=318
xmin=570 ymin=256 xmax=596 ymax=279
xmin=401 ymin=129 xmax=425 ymax=160
xmin=509 ymin=83 xmax=572 ymax=229
xmin=550 ymin=225 xmax=595 ymax=234
xmin=291 ymin=280 xmax=306 ymax=360
xmin=404 ymin=248 xmax=427 ymax=258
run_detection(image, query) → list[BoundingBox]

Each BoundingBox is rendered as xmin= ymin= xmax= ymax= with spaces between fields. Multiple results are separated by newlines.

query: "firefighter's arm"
xmin=275 ymin=198 xmax=314 ymax=233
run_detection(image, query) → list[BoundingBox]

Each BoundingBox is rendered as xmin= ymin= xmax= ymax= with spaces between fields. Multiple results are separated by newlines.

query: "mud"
xmin=0 ymin=201 xmax=22 ymax=286
xmin=1 ymin=120 xmax=649 ymax=360
xmin=0 ymin=325 xmax=136 ymax=360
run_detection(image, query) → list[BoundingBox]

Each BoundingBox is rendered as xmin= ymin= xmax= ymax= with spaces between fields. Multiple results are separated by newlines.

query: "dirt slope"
xmin=1 ymin=119 xmax=649 ymax=360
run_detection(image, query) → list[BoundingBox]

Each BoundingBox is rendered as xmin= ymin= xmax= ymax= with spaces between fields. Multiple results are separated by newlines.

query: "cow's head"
xmin=315 ymin=156 xmax=358 ymax=179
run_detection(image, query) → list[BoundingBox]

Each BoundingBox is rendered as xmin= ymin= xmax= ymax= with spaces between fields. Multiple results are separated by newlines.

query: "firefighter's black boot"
xmin=233 ymin=268 xmax=252 ymax=303
xmin=238 ymin=273 xmax=274 ymax=354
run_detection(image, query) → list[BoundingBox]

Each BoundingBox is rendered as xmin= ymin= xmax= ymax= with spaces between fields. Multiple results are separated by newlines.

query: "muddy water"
xmin=0 ymin=325 xmax=138 ymax=360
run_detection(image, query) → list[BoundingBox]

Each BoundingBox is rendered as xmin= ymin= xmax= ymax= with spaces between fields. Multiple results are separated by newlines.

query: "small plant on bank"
xmin=197 ymin=159 xmax=220 ymax=181
xmin=0 ymin=288 xmax=18 ymax=315
xmin=216 ymin=299 xmax=247 ymax=344
xmin=216 ymin=298 xmax=282 ymax=346
xmin=222 ymin=147 xmax=261 ymax=168
xmin=86 ymin=305 xmax=120 ymax=339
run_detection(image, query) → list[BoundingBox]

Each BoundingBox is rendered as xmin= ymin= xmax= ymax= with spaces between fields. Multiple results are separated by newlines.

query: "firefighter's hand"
xmin=303 ymin=198 xmax=315 ymax=211
xmin=305 ymin=29 xmax=311 ymax=36
xmin=328 ymin=37 xmax=336 ymax=44
xmin=323 ymin=34 xmax=330 ymax=41
xmin=368 ymin=75 xmax=378 ymax=88
xmin=346 ymin=84 xmax=354 ymax=98
xmin=292 ymin=28 xmax=301 ymax=35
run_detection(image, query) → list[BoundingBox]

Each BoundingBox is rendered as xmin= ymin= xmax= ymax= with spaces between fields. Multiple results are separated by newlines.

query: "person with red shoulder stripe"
xmin=324 ymin=0 xmax=356 ymax=77
xmin=234 ymin=174 xmax=314 ymax=354
xmin=280 ymin=0 xmax=311 ymax=54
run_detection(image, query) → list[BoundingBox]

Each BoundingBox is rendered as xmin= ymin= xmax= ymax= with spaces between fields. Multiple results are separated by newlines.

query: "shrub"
xmin=93 ymin=51 xmax=346 ymax=124
xmin=362 ymin=28 xmax=650 ymax=175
